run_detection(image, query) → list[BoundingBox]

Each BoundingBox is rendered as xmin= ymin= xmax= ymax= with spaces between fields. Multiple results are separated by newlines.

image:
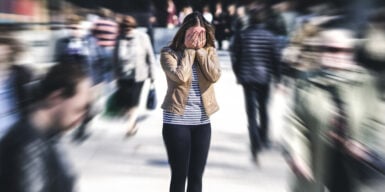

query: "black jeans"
xmin=242 ymin=83 xmax=270 ymax=155
xmin=162 ymin=123 xmax=211 ymax=192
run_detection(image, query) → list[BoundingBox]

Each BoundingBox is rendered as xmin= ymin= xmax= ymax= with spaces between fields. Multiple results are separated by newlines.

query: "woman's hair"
xmin=120 ymin=15 xmax=137 ymax=33
xmin=98 ymin=7 xmax=113 ymax=18
xmin=169 ymin=11 xmax=215 ymax=51
xmin=39 ymin=57 xmax=88 ymax=100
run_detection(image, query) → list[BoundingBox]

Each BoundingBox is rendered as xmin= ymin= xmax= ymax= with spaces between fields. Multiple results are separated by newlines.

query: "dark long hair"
xmin=169 ymin=11 xmax=215 ymax=51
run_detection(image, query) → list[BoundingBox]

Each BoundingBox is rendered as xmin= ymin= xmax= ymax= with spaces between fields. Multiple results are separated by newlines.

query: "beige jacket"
xmin=160 ymin=46 xmax=221 ymax=116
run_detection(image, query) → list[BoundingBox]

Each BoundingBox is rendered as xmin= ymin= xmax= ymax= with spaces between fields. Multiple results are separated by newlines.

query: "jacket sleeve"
xmin=11 ymin=65 xmax=33 ymax=116
xmin=229 ymin=32 xmax=241 ymax=76
xmin=54 ymin=38 xmax=66 ymax=62
xmin=144 ymin=33 xmax=157 ymax=80
xmin=195 ymin=47 xmax=221 ymax=83
xmin=16 ymin=146 xmax=48 ymax=192
xmin=271 ymin=35 xmax=282 ymax=83
xmin=160 ymin=47 xmax=195 ymax=84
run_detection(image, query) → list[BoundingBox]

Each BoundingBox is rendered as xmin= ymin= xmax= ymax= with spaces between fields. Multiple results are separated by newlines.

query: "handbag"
xmin=146 ymin=82 xmax=157 ymax=110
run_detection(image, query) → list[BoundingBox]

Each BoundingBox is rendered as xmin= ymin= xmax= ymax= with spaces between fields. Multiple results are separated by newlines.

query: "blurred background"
xmin=1 ymin=0 xmax=385 ymax=192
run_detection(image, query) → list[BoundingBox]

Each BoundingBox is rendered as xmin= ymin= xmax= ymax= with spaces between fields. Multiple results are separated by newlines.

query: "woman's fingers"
xmin=192 ymin=31 xmax=199 ymax=41
xmin=198 ymin=31 xmax=206 ymax=48
xmin=185 ymin=28 xmax=207 ymax=49
xmin=192 ymin=31 xmax=199 ymax=48
xmin=198 ymin=32 xmax=203 ymax=48
xmin=187 ymin=31 xmax=194 ymax=41
xmin=185 ymin=30 xmax=197 ymax=48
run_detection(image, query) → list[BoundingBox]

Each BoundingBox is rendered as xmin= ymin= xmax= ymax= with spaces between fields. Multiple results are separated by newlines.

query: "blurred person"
xmin=160 ymin=11 xmax=221 ymax=192
xmin=282 ymin=18 xmax=375 ymax=191
xmin=265 ymin=5 xmax=287 ymax=38
xmin=230 ymin=8 xmax=281 ymax=163
xmin=228 ymin=5 xmax=248 ymax=56
xmin=111 ymin=15 xmax=156 ymax=135
xmin=346 ymin=8 xmax=385 ymax=191
xmin=92 ymin=7 xmax=119 ymax=85
xmin=270 ymin=0 xmax=300 ymax=86
xmin=167 ymin=0 xmax=179 ymax=28
xmin=179 ymin=6 xmax=193 ymax=26
xmin=213 ymin=2 xmax=231 ymax=50
xmin=231 ymin=5 xmax=249 ymax=35
xmin=202 ymin=5 xmax=213 ymax=23
xmin=54 ymin=15 xmax=105 ymax=142
xmin=0 ymin=59 xmax=91 ymax=192
xmin=266 ymin=2 xmax=290 ymax=64
xmin=147 ymin=15 xmax=157 ymax=52
xmin=281 ymin=3 xmax=385 ymax=191
xmin=228 ymin=5 xmax=249 ymax=58
xmin=226 ymin=4 xmax=237 ymax=38
xmin=54 ymin=15 xmax=88 ymax=61
xmin=280 ymin=12 xmax=329 ymax=191
xmin=147 ymin=3 xmax=158 ymax=52
xmin=0 ymin=30 xmax=33 ymax=140
xmin=271 ymin=0 xmax=299 ymax=38
xmin=279 ymin=14 xmax=321 ymax=191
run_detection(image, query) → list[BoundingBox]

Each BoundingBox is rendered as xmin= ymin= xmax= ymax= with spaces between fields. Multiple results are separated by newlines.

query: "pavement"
xmin=61 ymin=50 xmax=291 ymax=192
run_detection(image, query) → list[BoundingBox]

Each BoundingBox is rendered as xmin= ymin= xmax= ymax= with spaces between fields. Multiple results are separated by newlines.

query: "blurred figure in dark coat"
xmin=0 ymin=59 xmax=92 ymax=192
xmin=230 ymin=7 xmax=281 ymax=163
xmin=0 ymin=29 xmax=33 ymax=141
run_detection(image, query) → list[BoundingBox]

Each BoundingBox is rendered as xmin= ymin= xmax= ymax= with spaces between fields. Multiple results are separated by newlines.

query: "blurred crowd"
xmin=0 ymin=6 xmax=157 ymax=191
xmin=259 ymin=1 xmax=385 ymax=192
xmin=0 ymin=0 xmax=385 ymax=191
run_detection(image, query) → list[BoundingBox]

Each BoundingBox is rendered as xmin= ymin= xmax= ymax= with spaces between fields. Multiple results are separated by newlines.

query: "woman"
xmin=160 ymin=11 xmax=221 ymax=192
xmin=111 ymin=15 xmax=156 ymax=134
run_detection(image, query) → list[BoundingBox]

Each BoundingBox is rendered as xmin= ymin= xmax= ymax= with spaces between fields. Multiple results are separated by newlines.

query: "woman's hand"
xmin=195 ymin=31 xmax=206 ymax=49
xmin=184 ymin=30 xmax=199 ymax=49
xmin=184 ymin=26 xmax=206 ymax=49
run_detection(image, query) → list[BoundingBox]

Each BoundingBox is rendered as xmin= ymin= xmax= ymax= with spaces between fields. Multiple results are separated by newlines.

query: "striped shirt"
xmin=163 ymin=63 xmax=210 ymax=125
xmin=93 ymin=18 xmax=119 ymax=47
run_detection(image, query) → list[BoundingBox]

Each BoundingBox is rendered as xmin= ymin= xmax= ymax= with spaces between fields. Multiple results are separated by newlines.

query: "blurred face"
xmin=236 ymin=6 xmax=245 ymax=17
xmin=55 ymin=78 xmax=92 ymax=131
xmin=228 ymin=5 xmax=236 ymax=15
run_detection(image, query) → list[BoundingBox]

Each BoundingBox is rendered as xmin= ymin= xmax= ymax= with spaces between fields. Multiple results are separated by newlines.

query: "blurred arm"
xmin=271 ymin=36 xmax=282 ymax=84
xmin=144 ymin=33 xmax=157 ymax=81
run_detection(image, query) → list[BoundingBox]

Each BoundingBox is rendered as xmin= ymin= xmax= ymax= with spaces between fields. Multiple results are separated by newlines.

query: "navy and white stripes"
xmin=93 ymin=19 xmax=118 ymax=47
xmin=163 ymin=63 xmax=210 ymax=125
